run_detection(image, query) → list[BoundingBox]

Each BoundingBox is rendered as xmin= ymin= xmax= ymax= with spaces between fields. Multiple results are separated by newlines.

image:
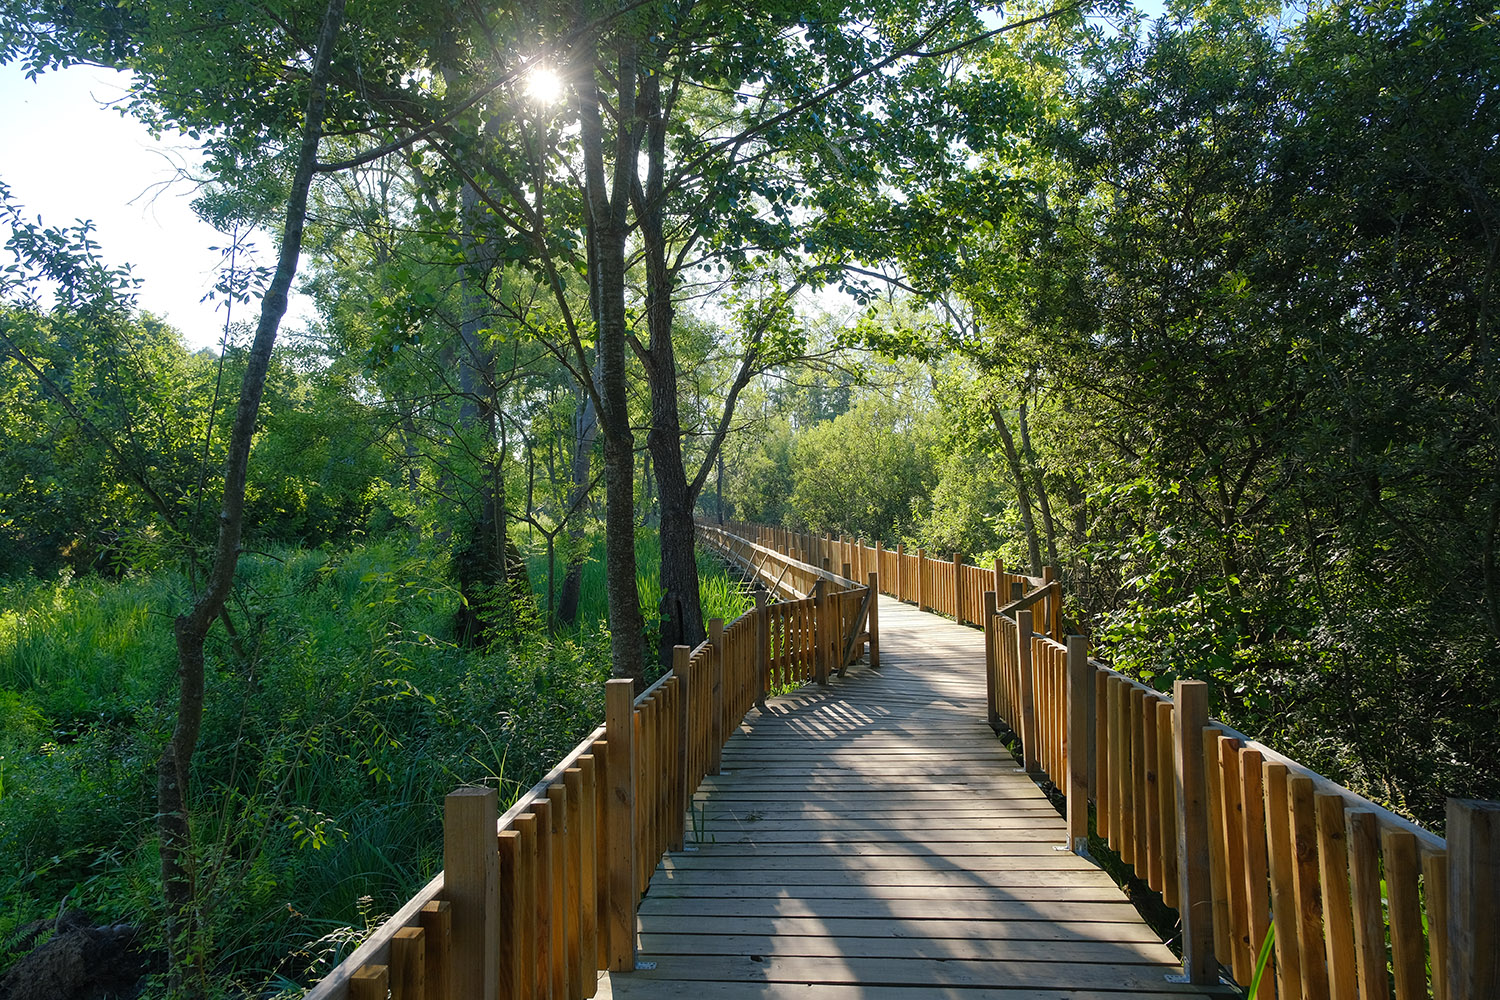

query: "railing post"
xmin=1447 ymin=798 xmax=1500 ymax=999
xmin=444 ymin=786 xmax=499 ymax=1000
xmin=1172 ymin=679 xmax=1217 ymax=985
xmin=993 ymin=556 xmax=1004 ymax=601
xmin=604 ymin=678 xmax=636 ymax=971
xmin=708 ymin=618 xmax=724 ymax=775
xmin=672 ymin=645 xmax=691 ymax=853
xmin=983 ymin=591 xmax=998 ymax=730
xmin=1016 ymin=609 xmax=1040 ymax=775
xmin=1066 ymin=635 xmax=1091 ymax=853
xmin=813 ymin=578 xmax=829 ymax=686
xmin=866 ymin=571 xmax=880 ymax=670
xmin=754 ymin=590 xmax=768 ymax=710
xmin=896 ymin=542 xmax=905 ymax=601
xmin=875 ymin=541 xmax=885 ymax=595
xmin=917 ymin=548 xmax=928 ymax=611
xmin=952 ymin=552 xmax=963 ymax=622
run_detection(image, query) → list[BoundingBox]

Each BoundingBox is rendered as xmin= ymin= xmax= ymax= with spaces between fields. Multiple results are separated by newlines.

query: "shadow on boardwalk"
xmin=598 ymin=597 xmax=1229 ymax=1000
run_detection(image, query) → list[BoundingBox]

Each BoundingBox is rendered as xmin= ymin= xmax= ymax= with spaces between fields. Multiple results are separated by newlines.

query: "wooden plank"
xmin=634 ymin=933 xmax=1176 ymax=963
xmin=533 ymin=798 xmax=556 ymax=1000
xmin=1203 ymin=729 xmax=1232 ymax=966
xmin=1261 ymin=761 xmax=1303 ymax=1000
xmin=1287 ymin=775 xmax=1330 ymax=1000
xmin=1130 ymin=686 xmax=1147 ymax=874
xmin=1217 ymin=736 xmax=1250 ymax=984
xmin=630 ymin=912 xmax=1167 ymax=942
xmin=496 ymin=832 xmax=521 ymax=1000
xmin=564 ymin=768 xmax=588 ymax=1000
xmin=1346 ymin=809 xmax=1386 ymax=1000
xmin=1381 ymin=828 xmax=1425 ymax=1000
xmin=349 ymin=966 xmax=387 ymax=1000
xmin=418 ymin=900 xmax=451 ymax=1000
xmin=1315 ymin=791 xmax=1358 ymax=1000
xmin=513 ymin=814 xmax=540 ymax=1000
xmin=619 ymin=954 xmax=1208 ymax=992
xmin=1238 ymin=748 xmax=1272 ymax=999
xmin=1423 ymin=847 xmax=1449 ymax=1000
xmin=648 ymin=883 xmax=1134 ymax=903
xmin=390 ymin=927 xmax=424 ymax=1000
xmin=1156 ymin=700 xmax=1179 ymax=909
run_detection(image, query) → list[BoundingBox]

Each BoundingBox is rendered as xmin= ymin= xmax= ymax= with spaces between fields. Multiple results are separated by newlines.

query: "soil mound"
xmin=0 ymin=913 xmax=159 ymax=1000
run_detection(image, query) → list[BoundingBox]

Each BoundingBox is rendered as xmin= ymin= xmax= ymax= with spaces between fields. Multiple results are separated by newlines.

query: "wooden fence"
xmin=702 ymin=518 xmax=1061 ymax=639
xmin=986 ymin=592 xmax=1498 ymax=1000
xmin=710 ymin=518 xmax=1498 ymax=1000
xmin=306 ymin=543 xmax=877 ymax=1000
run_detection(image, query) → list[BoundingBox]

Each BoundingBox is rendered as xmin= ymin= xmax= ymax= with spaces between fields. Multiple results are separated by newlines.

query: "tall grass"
xmin=0 ymin=528 xmax=750 ymax=992
xmin=523 ymin=527 xmax=753 ymax=642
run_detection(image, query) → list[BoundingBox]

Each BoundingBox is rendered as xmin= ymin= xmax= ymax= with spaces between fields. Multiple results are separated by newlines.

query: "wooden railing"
xmin=986 ymin=605 xmax=1498 ymax=1000
xmin=306 ymin=545 xmax=878 ymax=1000
xmin=708 ymin=518 xmax=1498 ymax=1000
xmin=705 ymin=517 xmax=1060 ymax=637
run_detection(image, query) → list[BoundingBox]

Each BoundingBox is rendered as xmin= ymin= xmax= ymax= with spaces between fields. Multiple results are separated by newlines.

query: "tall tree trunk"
xmin=578 ymin=45 xmax=646 ymax=685
xmin=991 ymin=403 xmax=1043 ymax=576
xmin=635 ymin=69 xmax=706 ymax=664
xmin=159 ymin=2 xmax=344 ymax=991
xmin=1016 ymin=401 xmax=1059 ymax=568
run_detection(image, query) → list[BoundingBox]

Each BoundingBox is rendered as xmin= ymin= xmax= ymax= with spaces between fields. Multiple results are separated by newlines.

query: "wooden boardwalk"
xmin=598 ymin=597 xmax=1225 ymax=999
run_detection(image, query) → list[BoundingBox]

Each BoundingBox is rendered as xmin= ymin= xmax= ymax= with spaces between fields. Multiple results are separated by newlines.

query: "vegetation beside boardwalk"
xmin=0 ymin=533 xmax=748 ymax=993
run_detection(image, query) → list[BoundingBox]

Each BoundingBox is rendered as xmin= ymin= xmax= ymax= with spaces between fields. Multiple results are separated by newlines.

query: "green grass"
xmin=0 ymin=527 xmax=750 ymax=994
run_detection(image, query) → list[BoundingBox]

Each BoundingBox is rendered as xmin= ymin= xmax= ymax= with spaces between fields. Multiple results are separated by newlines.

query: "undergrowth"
xmin=0 ymin=530 xmax=748 ymax=995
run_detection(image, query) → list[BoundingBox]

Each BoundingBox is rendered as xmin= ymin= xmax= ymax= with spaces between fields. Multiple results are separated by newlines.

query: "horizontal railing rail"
xmin=307 ymin=543 xmax=879 ymax=1000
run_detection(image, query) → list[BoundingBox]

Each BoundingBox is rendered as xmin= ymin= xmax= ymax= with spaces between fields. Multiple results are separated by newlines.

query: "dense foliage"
xmin=724 ymin=0 xmax=1500 ymax=826
xmin=3 ymin=0 xmax=1497 ymax=992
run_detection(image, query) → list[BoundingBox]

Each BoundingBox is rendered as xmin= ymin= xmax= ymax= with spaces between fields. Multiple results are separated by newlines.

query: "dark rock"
xmin=0 ymin=914 xmax=160 ymax=1000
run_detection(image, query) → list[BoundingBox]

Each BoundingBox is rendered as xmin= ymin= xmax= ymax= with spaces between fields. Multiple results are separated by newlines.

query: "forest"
xmin=1 ymin=0 xmax=1497 ymax=995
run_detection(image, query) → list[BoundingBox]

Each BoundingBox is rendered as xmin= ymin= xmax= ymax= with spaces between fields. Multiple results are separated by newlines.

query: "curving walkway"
xmin=597 ymin=597 xmax=1226 ymax=999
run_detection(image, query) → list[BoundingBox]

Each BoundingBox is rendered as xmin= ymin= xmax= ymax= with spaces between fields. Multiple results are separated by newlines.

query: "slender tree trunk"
xmin=578 ymin=47 xmax=646 ymax=685
xmin=1016 ymin=401 xmax=1059 ymax=568
xmin=159 ymin=2 xmax=344 ymax=990
xmin=991 ymin=403 xmax=1042 ymax=576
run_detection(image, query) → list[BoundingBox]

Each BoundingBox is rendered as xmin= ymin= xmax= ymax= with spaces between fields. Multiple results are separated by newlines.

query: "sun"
xmin=525 ymin=65 xmax=564 ymax=105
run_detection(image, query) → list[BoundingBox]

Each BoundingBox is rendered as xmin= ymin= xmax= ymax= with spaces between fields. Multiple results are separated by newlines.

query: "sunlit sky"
xmin=1 ymin=8 xmax=1164 ymax=352
xmin=0 ymin=64 xmax=269 ymax=349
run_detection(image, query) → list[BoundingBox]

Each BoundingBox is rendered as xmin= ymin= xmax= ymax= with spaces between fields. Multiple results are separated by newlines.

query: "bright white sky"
xmin=0 ymin=62 xmax=312 ymax=350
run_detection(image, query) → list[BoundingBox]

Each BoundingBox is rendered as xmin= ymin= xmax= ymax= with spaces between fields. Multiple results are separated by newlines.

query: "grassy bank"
xmin=0 ymin=530 xmax=749 ymax=994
